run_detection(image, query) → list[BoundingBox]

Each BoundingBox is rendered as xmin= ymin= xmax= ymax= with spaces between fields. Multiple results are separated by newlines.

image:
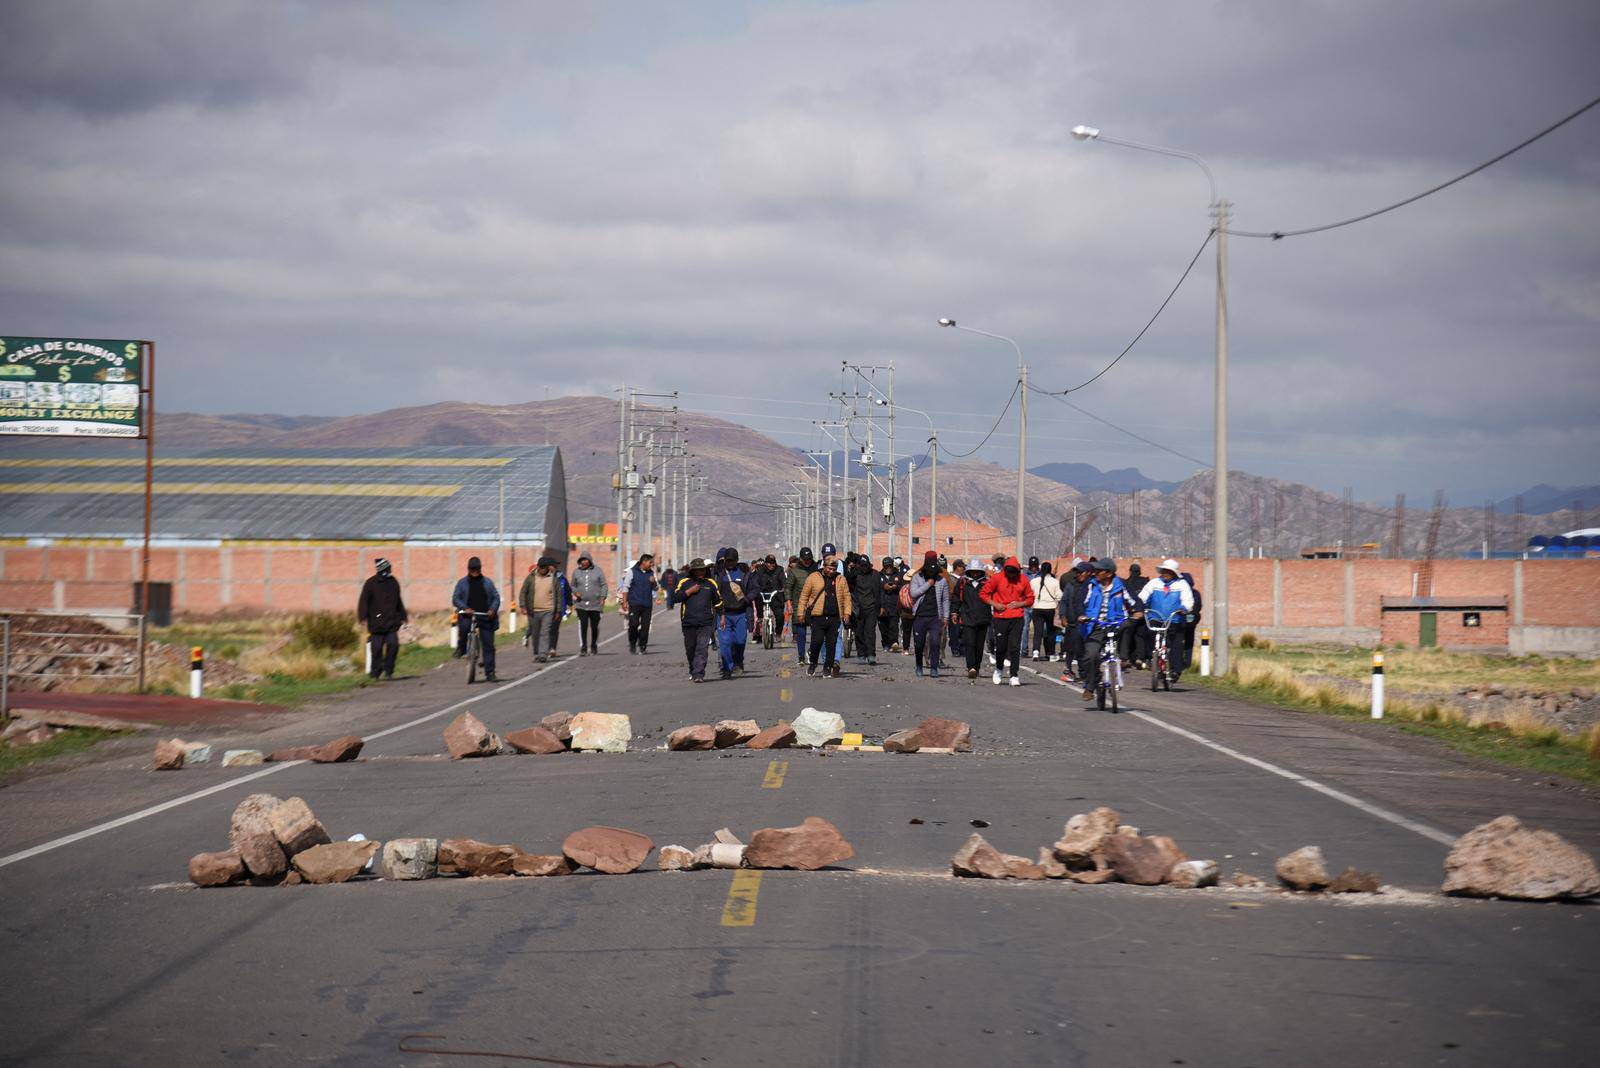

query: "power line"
xmin=941 ymin=381 xmax=1020 ymax=458
xmin=1029 ymin=385 xmax=1212 ymax=469
xmin=1034 ymin=229 xmax=1216 ymax=394
xmin=1230 ymin=92 xmax=1600 ymax=240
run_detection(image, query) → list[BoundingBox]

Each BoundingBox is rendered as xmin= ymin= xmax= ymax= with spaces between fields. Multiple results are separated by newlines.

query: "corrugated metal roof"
xmin=0 ymin=445 xmax=564 ymax=542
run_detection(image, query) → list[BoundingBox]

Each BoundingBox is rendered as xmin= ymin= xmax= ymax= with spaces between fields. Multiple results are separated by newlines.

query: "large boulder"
xmin=439 ymin=838 xmax=523 ymax=877
xmin=229 ymin=793 xmax=283 ymax=848
xmin=1327 ymin=868 xmax=1381 ymax=894
xmin=268 ymin=797 xmax=331 ymax=857
xmin=745 ymin=817 xmax=854 ymax=871
xmin=189 ymin=849 xmax=246 ymax=887
xmin=153 ymin=738 xmax=187 ymax=770
xmin=1052 ymin=807 xmax=1122 ymax=868
xmin=791 ymin=708 xmax=846 ymax=748
xmin=568 ymin=712 xmax=632 ymax=753
xmin=951 ymin=833 xmax=1010 ymax=879
xmin=1102 ymin=833 xmax=1188 ymax=886
xmin=236 ymin=833 xmax=288 ymax=880
xmin=1275 ymin=846 xmax=1332 ymax=891
xmin=747 ymin=724 xmax=796 ymax=749
xmin=267 ymin=746 xmax=320 ymax=762
xmin=381 ymin=838 xmax=439 ymax=880
xmin=1038 ymin=847 xmax=1070 ymax=879
xmin=657 ymin=845 xmax=698 ymax=871
xmin=883 ymin=729 xmax=921 ymax=753
xmin=293 ymin=840 xmax=379 ymax=884
xmin=221 ymin=749 xmax=264 ymax=767
xmin=915 ymin=717 xmax=972 ymax=752
xmin=511 ymin=854 xmax=575 ymax=877
xmin=1441 ymin=815 xmax=1600 ymax=901
xmin=504 ymin=727 xmax=567 ymax=755
xmin=667 ymin=725 xmax=717 ymax=751
xmin=443 ymin=712 xmax=500 ymax=759
xmin=313 ymin=735 xmax=364 ymax=763
xmin=713 ymin=719 xmax=761 ymax=748
xmin=563 ymin=826 xmax=654 ymax=873
xmin=540 ymin=711 xmax=574 ymax=744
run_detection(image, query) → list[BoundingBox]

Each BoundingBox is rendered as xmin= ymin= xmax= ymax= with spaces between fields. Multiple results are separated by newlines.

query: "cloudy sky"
xmin=2 ymin=0 xmax=1596 ymax=501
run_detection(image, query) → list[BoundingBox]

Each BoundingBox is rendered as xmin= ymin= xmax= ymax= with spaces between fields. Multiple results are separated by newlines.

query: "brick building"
xmin=0 ymin=445 xmax=568 ymax=617
xmin=860 ymin=514 xmax=1011 ymax=562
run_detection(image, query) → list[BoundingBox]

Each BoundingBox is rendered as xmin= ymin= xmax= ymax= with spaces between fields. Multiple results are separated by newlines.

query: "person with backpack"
xmin=713 ymin=548 xmax=752 ymax=679
xmin=981 ymin=555 xmax=1034 ymax=686
xmin=619 ymin=553 xmax=658 ymax=654
xmin=797 ymin=553 xmax=853 ymax=677
xmin=356 ymin=557 xmax=408 ymax=680
xmin=908 ymin=550 xmax=949 ymax=678
xmin=669 ymin=558 xmax=722 ymax=683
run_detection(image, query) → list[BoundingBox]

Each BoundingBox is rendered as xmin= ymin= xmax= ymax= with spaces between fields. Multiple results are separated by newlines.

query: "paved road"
xmin=2 ymin=631 xmax=1597 ymax=1066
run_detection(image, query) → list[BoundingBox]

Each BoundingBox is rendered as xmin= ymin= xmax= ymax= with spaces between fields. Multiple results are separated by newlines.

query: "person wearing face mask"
xmin=954 ymin=561 xmax=992 ymax=680
xmin=712 ymin=548 xmax=751 ymax=679
xmin=877 ymin=557 xmax=905 ymax=654
xmin=980 ymin=556 xmax=1035 ymax=686
xmin=669 ymin=558 xmax=723 ymax=683
xmin=908 ymin=550 xmax=949 ymax=678
xmin=848 ymin=554 xmax=881 ymax=665
xmin=750 ymin=554 xmax=788 ymax=644
xmin=797 ymin=553 xmax=853 ymax=677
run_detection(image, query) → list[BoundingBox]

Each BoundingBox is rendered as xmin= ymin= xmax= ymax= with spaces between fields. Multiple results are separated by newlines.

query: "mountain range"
xmin=1 ymin=395 xmax=1586 ymax=557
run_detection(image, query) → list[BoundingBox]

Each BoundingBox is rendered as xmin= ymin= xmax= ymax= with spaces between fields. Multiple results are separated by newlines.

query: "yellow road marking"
xmin=0 ymin=481 xmax=459 ymax=498
xmin=780 ymin=653 xmax=791 ymax=662
xmin=778 ymin=668 xmax=791 ymax=678
xmin=762 ymin=760 xmax=788 ymax=788
xmin=720 ymin=870 xmax=762 ymax=926
xmin=779 ymin=687 xmax=792 ymax=702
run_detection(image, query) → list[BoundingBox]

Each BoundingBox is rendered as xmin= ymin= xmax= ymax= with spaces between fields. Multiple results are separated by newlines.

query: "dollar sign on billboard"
xmin=125 ymin=342 xmax=138 ymax=360
xmin=59 ymin=366 xmax=71 ymax=382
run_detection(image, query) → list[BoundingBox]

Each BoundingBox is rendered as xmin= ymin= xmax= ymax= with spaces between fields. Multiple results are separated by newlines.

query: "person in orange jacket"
xmin=980 ymin=555 xmax=1034 ymax=687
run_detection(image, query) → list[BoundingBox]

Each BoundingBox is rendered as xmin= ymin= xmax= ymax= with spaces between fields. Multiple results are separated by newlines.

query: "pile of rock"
xmin=1440 ymin=814 xmax=1599 ymax=901
xmin=155 ymin=735 xmax=361 ymax=770
xmin=655 ymin=817 xmax=854 ymax=872
xmin=1273 ymin=846 xmax=1382 ymax=894
xmin=189 ymin=793 xmax=377 ymax=887
xmin=667 ymin=718 xmax=797 ymax=751
xmin=950 ymin=805 xmax=1383 ymax=894
xmin=883 ymin=716 xmax=972 ymax=754
xmin=3 ymin=718 xmax=64 ymax=748
xmin=443 ymin=710 xmax=633 ymax=758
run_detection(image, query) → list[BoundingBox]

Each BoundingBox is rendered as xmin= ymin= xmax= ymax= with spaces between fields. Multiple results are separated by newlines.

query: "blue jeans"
xmin=718 ymin=611 xmax=749 ymax=673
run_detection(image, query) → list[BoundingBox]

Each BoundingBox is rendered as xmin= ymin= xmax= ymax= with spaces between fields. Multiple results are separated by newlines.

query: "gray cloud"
xmin=0 ymin=0 xmax=1595 ymax=503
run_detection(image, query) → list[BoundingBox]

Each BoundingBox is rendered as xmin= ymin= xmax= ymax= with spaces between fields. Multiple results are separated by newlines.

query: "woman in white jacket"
xmin=1030 ymin=562 xmax=1064 ymax=660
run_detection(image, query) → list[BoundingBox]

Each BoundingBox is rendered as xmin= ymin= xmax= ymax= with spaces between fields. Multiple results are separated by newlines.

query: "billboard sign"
xmin=0 ymin=336 xmax=145 ymax=437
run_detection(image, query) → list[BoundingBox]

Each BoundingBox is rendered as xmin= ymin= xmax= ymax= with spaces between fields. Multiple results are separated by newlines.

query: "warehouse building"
xmin=0 ymin=445 xmax=567 ymax=618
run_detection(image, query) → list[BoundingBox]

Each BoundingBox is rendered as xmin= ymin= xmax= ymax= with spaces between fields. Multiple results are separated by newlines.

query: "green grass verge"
xmin=1199 ymin=671 xmax=1600 ymax=786
xmin=0 ymin=727 xmax=126 ymax=776
xmin=214 ymin=644 xmax=459 ymax=708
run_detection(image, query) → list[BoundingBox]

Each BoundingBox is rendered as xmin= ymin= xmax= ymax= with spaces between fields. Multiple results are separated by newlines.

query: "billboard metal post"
xmin=139 ymin=341 xmax=155 ymax=691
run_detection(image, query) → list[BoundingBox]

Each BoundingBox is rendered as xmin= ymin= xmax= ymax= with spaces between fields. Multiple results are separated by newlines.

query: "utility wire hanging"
xmin=1029 ymin=385 xmax=1212 ymax=469
xmin=1033 ymin=229 xmax=1215 ymax=395
xmin=1230 ymin=92 xmax=1600 ymax=240
xmin=940 ymin=381 xmax=1020 ymax=458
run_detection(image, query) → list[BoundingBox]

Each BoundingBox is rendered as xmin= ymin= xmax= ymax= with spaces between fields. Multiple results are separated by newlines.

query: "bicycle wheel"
xmin=764 ymin=615 xmax=775 ymax=649
xmin=1096 ymin=665 xmax=1107 ymax=710
xmin=467 ymin=632 xmax=479 ymax=684
xmin=1151 ymin=648 xmax=1160 ymax=691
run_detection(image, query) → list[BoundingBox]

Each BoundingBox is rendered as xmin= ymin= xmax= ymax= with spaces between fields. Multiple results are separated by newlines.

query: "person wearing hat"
xmin=357 ymin=557 xmax=408 ymax=680
xmin=908 ymin=549 xmax=950 ymax=677
xmin=452 ymin=556 xmax=501 ymax=682
xmin=1139 ymin=559 xmax=1195 ymax=677
xmin=518 ymin=556 xmax=568 ymax=663
xmin=848 ymin=553 xmax=881 ymax=665
xmin=750 ymin=554 xmax=788 ymax=645
xmin=954 ymin=559 xmax=992 ymax=679
xmin=986 ymin=552 xmax=1009 ymax=666
xmin=797 ymin=553 xmax=853 ymax=677
xmin=980 ymin=555 xmax=1034 ymax=686
xmin=669 ymin=558 xmax=723 ymax=682
xmin=713 ymin=547 xmax=751 ymax=679
xmin=1055 ymin=559 xmax=1096 ymax=683
xmin=568 ymin=551 xmax=609 ymax=657
xmin=1075 ymin=558 xmax=1140 ymax=701
xmin=785 ymin=547 xmax=818 ymax=658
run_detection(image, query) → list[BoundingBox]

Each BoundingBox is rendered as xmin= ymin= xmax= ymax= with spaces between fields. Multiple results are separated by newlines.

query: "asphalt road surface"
xmin=2 ymin=629 xmax=1597 ymax=1067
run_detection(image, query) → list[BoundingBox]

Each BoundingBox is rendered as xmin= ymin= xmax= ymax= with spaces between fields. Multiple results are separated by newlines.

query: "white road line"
xmin=0 ymin=631 xmax=625 ymax=870
xmin=1018 ymin=663 xmax=1457 ymax=848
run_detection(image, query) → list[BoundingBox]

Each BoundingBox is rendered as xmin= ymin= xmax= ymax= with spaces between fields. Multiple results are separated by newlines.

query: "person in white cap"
xmin=1139 ymin=559 xmax=1196 ymax=677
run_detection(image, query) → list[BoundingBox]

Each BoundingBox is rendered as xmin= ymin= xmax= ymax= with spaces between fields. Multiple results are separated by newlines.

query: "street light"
xmin=1072 ymin=122 xmax=1231 ymax=674
xmin=938 ymin=318 xmax=1027 ymax=560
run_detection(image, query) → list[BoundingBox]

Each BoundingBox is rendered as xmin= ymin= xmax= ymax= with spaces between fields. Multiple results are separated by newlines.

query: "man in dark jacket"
xmin=878 ymin=556 xmax=905 ymax=653
xmin=1056 ymin=560 xmax=1095 ymax=683
xmin=620 ymin=553 xmax=658 ymax=654
xmin=1119 ymin=562 xmax=1151 ymax=668
xmin=784 ymin=547 xmax=817 ymax=658
xmin=670 ymin=558 xmax=722 ymax=682
xmin=955 ymin=563 xmax=992 ymax=679
xmin=451 ymin=556 xmax=500 ymax=682
xmin=848 ymin=555 xmax=881 ymax=665
xmin=356 ymin=557 xmax=407 ymax=680
xmin=713 ymin=548 xmax=751 ymax=679
xmin=751 ymin=555 xmax=787 ymax=643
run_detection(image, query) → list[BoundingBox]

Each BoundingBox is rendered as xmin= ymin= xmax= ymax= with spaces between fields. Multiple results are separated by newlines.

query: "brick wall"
xmin=1380 ymin=607 xmax=1511 ymax=650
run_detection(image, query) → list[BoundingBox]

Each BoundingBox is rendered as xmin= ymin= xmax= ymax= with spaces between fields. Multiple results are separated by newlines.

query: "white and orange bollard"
xmin=1198 ymin=629 xmax=1212 ymax=677
xmin=1371 ymin=651 xmax=1385 ymax=719
xmin=189 ymin=646 xmax=204 ymax=698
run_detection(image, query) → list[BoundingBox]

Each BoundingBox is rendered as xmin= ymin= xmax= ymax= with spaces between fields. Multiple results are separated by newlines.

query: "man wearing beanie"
xmin=357 ymin=557 xmax=407 ymax=680
xmin=452 ymin=556 xmax=501 ymax=682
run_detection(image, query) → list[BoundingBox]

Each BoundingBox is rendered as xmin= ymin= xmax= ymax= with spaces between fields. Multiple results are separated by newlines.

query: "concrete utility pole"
xmin=1071 ymin=123 xmax=1231 ymax=674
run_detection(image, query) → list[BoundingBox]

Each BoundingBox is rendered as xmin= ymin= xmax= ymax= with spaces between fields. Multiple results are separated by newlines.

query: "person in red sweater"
xmin=980 ymin=555 xmax=1034 ymax=687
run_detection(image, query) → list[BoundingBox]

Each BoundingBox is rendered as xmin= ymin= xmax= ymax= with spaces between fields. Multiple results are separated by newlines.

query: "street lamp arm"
xmin=1087 ymin=133 xmax=1218 ymax=205
xmin=944 ymin=323 xmax=1025 ymax=369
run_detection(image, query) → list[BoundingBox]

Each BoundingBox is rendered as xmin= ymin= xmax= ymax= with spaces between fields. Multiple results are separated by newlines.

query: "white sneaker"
xmin=992 ymin=670 xmax=1002 ymax=684
xmin=1003 ymin=659 xmax=1010 ymax=669
xmin=987 ymin=652 xmax=995 ymax=666
xmin=1009 ymin=676 xmax=1021 ymax=687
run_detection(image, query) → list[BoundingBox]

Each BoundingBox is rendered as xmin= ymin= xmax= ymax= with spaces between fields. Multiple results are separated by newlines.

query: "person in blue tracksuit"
xmin=1076 ymin=558 xmax=1139 ymax=700
xmin=1139 ymin=558 xmax=1196 ymax=676
xmin=713 ymin=548 xmax=751 ymax=678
